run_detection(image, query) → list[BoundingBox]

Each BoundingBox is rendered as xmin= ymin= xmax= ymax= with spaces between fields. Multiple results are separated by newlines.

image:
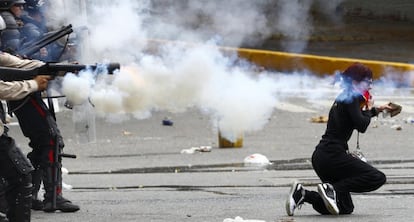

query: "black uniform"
xmin=0 ymin=132 xmax=34 ymax=222
xmin=20 ymin=8 xmax=64 ymax=62
xmin=7 ymin=92 xmax=67 ymax=211
xmin=0 ymin=6 xmax=79 ymax=212
xmin=304 ymin=90 xmax=386 ymax=214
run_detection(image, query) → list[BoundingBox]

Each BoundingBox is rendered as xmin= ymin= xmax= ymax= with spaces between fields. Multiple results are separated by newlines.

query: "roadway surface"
xmin=7 ymin=86 xmax=414 ymax=222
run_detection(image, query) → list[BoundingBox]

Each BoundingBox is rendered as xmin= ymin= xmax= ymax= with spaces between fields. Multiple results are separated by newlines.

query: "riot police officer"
xmin=0 ymin=0 xmax=79 ymax=213
xmin=0 ymin=71 xmax=51 ymax=222
xmin=0 ymin=0 xmax=25 ymax=53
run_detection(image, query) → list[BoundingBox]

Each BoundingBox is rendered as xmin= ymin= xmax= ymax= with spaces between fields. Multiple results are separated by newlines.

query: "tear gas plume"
xmin=62 ymin=44 xmax=284 ymax=138
xmin=82 ymin=1 xmax=149 ymax=63
xmin=143 ymin=0 xmax=272 ymax=47
xmin=48 ymin=0 xmax=347 ymax=57
xmin=50 ymin=0 xmax=408 ymax=140
xmin=273 ymin=0 xmax=313 ymax=53
xmin=61 ymin=71 xmax=94 ymax=105
xmin=373 ymin=69 xmax=414 ymax=96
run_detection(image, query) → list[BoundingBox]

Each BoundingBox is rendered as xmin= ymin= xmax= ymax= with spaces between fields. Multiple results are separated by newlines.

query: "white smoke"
xmin=61 ymin=42 xmax=335 ymax=140
xmin=143 ymin=0 xmax=272 ymax=47
xmin=61 ymin=71 xmax=94 ymax=105
xmin=81 ymin=1 xmax=149 ymax=63
xmin=52 ymin=0 xmax=347 ymax=140
xmin=62 ymin=43 xmax=289 ymax=138
xmin=272 ymin=0 xmax=314 ymax=53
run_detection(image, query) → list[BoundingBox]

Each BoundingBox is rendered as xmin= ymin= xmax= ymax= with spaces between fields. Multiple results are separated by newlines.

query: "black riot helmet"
xmin=24 ymin=0 xmax=43 ymax=14
xmin=0 ymin=0 xmax=26 ymax=10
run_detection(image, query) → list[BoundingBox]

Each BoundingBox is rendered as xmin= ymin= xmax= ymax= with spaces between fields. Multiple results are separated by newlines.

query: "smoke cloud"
xmin=49 ymin=0 xmax=359 ymax=140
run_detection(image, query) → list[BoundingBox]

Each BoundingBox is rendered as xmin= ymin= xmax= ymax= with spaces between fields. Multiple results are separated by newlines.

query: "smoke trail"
xmin=61 ymin=41 xmax=337 ymax=140
xmin=62 ymin=42 xmax=285 ymax=138
xmin=144 ymin=0 xmax=272 ymax=47
xmin=273 ymin=0 xmax=313 ymax=53
xmin=51 ymin=0 xmax=349 ymax=140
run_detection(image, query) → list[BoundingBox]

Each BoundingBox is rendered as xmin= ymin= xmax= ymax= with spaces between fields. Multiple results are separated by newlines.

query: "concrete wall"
xmin=339 ymin=0 xmax=414 ymax=21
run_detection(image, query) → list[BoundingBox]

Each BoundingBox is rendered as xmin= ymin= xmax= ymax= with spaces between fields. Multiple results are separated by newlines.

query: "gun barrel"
xmin=0 ymin=63 xmax=120 ymax=81
xmin=18 ymin=24 xmax=74 ymax=57
xmin=48 ymin=63 xmax=120 ymax=74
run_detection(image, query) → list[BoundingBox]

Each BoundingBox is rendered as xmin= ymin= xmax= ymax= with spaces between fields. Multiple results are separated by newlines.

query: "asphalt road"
xmin=6 ymin=88 xmax=414 ymax=222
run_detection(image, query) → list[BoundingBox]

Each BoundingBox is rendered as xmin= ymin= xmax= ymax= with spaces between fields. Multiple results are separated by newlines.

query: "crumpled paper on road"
xmin=243 ymin=153 xmax=271 ymax=166
xmin=180 ymin=146 xmax=212 ymax=154
xmin=223 ymin=216 xmax=265 ymax=222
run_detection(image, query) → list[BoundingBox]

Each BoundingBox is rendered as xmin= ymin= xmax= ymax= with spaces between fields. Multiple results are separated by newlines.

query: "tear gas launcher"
xmin=0 ymin=62 xmax=120 ymax=81
xmin=17 ymin=24 xmax=74 ymax=58
xmin=0 ymin=61 xmax=120 ymax=212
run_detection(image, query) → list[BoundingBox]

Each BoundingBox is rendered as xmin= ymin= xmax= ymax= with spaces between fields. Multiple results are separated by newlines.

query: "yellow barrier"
xmin=146 ymin=39 xmax=414 ymax=82
xmin=232 ymin=47 xmax=414 ymax=80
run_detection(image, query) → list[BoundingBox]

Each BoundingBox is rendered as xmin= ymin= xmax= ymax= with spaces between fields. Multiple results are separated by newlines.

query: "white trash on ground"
xmin=223 ymin=216 xmax=266 ymax=222
xmin=180 ymin=146 xmax=212 ymax=154
xmin=243 ymin=153 xmax=271 ymax=166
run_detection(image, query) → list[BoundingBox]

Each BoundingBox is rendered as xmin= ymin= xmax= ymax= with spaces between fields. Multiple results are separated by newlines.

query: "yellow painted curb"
xmin=232 ymin=47 xmax=414 ymax=80
xmin=146 ymin=39 xmax=414 ymax=82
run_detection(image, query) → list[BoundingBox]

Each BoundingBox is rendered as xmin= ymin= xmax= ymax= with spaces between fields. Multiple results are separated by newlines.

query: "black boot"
xmin=43 ymin=195 xmax=79 ymax=213
xmin=0 ymin=179 xmax=9 ymax=222
xmin=42 ymin=166 xmax=79 ymax=213
xmin=27 ymin=154 xmax=43 ymax=211
xmin=0 ymin=178 xmax=8 ymax=216
xmin=6 ymin=175 xmax=32 ymax=222
xmin=31 ymin=198 xmax=43 ymax=211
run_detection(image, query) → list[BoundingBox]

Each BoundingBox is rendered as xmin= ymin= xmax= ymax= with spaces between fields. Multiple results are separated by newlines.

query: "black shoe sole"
xmin=43 ymin=208 xmax=80 ymax=213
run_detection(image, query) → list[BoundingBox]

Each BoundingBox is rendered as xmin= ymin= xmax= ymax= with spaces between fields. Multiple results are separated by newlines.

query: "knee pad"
xmin=18 ymin=174 xmax=33 ymax=198
xmin=7 ymin=144 xmax=34 ymax=175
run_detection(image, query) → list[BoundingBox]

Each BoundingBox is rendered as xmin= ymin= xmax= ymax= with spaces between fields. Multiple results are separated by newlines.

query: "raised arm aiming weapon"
xmin=0 ymin=62 xmax=120 ymax=211
xmin=0 ymin=62 xmax=120 ymax=81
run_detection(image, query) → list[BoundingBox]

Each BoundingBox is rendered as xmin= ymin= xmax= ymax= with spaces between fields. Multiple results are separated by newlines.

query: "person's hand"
xmin=39 ymin=47 xmax=48 ymax=58
xmin=33 ymin=75 xmax=51 ymax=91
xmin=379 ymin=102 xmax=402 ymax=117
xmin=376 ymin=103 xmax=393 ymax=112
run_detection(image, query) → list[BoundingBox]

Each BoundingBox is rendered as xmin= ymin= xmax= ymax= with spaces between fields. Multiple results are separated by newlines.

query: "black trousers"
xmin=8 ymin=93 xmax=64 ymax=164
xmin=0 ymin=135 xmax=33 ymax=222
xmin=305 ymin=143 xmax=386 ymax=215
xmin=8 ymin=93 xmax=64 ymax=199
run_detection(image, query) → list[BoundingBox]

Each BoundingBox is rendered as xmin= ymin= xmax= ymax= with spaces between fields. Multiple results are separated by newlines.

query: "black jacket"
xmin=318 ymin=90 xmax=379 ymax=151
